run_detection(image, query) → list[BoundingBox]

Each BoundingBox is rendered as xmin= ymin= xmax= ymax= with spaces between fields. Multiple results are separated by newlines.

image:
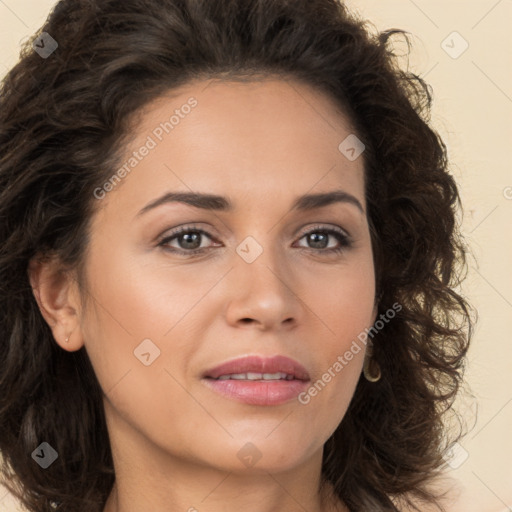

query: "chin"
xmin=208 ymin=434 xmax=318 ymax=474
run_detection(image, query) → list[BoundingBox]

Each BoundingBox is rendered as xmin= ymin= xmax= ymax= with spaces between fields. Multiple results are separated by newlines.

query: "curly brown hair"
xmin=0 ymin=0 xmax=474 ymax=511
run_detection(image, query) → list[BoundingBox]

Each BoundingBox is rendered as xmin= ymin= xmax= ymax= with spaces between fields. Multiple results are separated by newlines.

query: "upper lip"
xmin=203 ymin=355 xmax=310 ymax=381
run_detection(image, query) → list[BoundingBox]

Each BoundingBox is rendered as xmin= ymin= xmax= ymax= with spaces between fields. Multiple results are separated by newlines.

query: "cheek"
xmin=297 ymin=255 xmax=374 ymax=417
xmin=78 ymin=251 xmax=172 ymax=394
xmin=310 ymin=254 xmax=375 ymax=347
xmin=80 ymin=245 xmax=214 ymax=424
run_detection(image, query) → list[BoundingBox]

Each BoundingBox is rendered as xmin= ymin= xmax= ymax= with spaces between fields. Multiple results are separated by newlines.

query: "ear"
xmin=27 ymin=254 xmax=84 ymax=352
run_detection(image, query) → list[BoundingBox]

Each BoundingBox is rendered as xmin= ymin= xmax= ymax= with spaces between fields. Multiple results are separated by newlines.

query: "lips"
xmin=203 ymin=355 xmax=310 ymax=381
xmin=201 ymin=355 xmax=311 ymax=406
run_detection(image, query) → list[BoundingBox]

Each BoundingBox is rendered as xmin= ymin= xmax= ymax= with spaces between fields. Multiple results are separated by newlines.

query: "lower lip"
xmin=202 ymin=378 xmax=309 ymax=406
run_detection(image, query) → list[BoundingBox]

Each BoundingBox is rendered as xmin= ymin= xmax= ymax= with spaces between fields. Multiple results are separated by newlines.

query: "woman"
xmin=0 ymin=0 xmax=473 ymax=511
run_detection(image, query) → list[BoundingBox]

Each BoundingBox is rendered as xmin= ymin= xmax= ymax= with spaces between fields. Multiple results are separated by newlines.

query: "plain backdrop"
xmin=1 ymin=1 xmax=511 ymax=511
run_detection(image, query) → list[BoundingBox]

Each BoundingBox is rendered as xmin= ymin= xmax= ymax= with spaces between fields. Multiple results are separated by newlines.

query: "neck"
xmin=104 ymin=474 xmax=347 ymax=512
xmin=102 ymin=427 xmax=348 ymax=512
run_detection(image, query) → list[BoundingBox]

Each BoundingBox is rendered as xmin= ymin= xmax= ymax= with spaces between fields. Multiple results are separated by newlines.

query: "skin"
xmin=29 ymin=77 xmax=377 ymax=512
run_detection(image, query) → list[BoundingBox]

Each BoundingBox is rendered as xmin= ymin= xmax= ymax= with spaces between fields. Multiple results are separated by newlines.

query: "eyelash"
xmin=157 ymin=224 xmax=352 ymax=257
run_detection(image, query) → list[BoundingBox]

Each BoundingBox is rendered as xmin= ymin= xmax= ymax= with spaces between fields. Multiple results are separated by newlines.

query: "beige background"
xmin=1 ymin=1 xmax=511 ymax=511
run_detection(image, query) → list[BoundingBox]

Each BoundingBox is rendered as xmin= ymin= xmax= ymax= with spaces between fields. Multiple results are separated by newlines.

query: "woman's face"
xmin=79 ymin=78 xmax=376 ymax=474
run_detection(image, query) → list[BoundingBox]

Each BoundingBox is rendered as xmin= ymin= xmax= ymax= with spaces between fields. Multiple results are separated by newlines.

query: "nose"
xmin=224 ymin=242 xmax=301 ymax=331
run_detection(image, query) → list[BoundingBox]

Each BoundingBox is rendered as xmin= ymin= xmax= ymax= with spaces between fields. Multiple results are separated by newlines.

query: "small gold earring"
xmin=363 ymin=345 xmax=381 ymax=382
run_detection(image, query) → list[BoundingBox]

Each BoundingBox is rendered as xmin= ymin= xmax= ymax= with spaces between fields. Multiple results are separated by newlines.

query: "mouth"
xmin=201 ymin=355 xmax=310 ymax=406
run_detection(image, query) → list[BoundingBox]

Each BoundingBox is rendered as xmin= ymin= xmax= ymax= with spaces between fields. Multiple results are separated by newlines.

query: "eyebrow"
xmin=135 ymin=189 xmax=365 ymax=218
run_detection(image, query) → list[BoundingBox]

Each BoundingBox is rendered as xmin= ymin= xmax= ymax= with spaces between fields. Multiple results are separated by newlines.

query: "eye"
xmin=294 ymin=225 xmax=352 ymax=254
xmin=157 ymin=224 xmax=352 ymax=256
xmin=158 ymin=225 xmax=218 ymax=254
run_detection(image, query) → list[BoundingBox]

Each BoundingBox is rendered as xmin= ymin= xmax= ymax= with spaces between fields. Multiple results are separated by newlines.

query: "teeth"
xmin=216 ymin=372 xmax=294 ymax=381
xmin=262 ymin=372 xmax=283 ymax=380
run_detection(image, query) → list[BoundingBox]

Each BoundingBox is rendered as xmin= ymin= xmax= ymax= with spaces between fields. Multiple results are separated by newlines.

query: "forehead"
xmin=94 ymin=77 xmax=366 ymax=221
